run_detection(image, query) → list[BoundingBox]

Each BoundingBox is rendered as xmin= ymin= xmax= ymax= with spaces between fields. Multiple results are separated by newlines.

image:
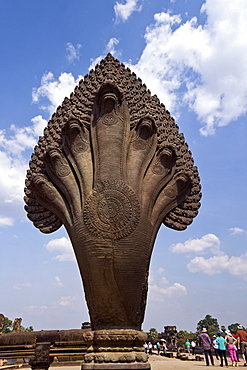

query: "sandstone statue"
xmin=12 ymin=318 xmax=22 ymax=332
xmin=0 ymin=314 xmax=4 ymax=334
xmin=24 ymin=54 xmax=201 ymax=369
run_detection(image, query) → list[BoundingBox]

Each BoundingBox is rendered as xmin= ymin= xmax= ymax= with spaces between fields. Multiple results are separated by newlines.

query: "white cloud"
xmin=66 ymin=42 xmax=82 ymax=63
xmin=170 ymin=233 xmax=221 ymax=254
xmin=128 ymin=0 xmax=247 ymax=135
xmin=228 ymin=253 xmax=247 ymax=277
xmin=30 ymin=115 xmax=47 ymax=137
xmin=24 ymin=305 xmax=48 ymax=314
xmin=229 ymin=227 xmax=247 ymax=235
xmin=55 ymin=276 xmax=64 ymax=288
xmin=0 ymin=217 xmax=14 ymax=227
xmin=106 ymin=38 xmax=120 ymax=55
xmin=157 ymin=267 xmax=164 ymax=275
xmin=24 ymin=296 xmax=77 ymax=313
xmin=0 ymin=150 xmax=27 ymax=213
xmin=13 ymin=282 xmax=32 ymax=290
xmin=0 ymin=116 xmax=47 ymax=224
xmin=32 ymin=72 xmax=82 ymax=114
xmin=161 ymin=276 xmax=169 ymax=285
xmin=89 ymin=38 xmax=120 ymax=70
xmin=149 ymin=282 xmax=187 ymax=302
xmin=55 ymin=296 xmax=76 ymax=307
xmin=187 ymin=254 xmax=229 ymax=275
xmin=0 ymin=116 xmax=46 ymax=155
xmin=45 ymin=237 xmax=76 ymax=262
xmin=187 ymin=253 xmax=247 ymax=280
xmin=174 ymin=232 xmax=247 ymax=280
xmin=114 ymin=0 xmax=143 ymax=22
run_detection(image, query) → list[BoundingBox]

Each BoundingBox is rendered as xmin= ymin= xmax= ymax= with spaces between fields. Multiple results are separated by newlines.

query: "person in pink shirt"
xmin=225 ymin=330 xmax=238 ymax=367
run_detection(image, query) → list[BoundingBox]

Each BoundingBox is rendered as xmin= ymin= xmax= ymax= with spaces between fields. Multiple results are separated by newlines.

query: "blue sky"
xmin=0 ymin=0 xmax=246 ymax=333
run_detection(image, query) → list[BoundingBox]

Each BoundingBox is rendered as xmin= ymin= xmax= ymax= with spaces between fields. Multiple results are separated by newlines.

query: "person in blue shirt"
xmin=216 ymin=331 xmax=228 ymax=367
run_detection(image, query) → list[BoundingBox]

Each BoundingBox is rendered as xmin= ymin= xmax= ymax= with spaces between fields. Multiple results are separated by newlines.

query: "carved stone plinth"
xmin=29 ymin=343 xmax=53 ymax=370
xmin=82 ymin=330 xmax=149 ymax=370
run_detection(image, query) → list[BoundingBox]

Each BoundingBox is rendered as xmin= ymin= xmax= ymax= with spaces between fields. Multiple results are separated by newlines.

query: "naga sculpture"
xmin=24 ymin=54 xmax=201 ymax=369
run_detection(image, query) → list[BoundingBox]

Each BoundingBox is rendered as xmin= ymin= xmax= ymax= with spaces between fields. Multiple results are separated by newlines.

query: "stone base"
xmin=82 ymin=363 xmax=150 ymax=370
xmin=82 ymin=329 xmax=150 ymax=370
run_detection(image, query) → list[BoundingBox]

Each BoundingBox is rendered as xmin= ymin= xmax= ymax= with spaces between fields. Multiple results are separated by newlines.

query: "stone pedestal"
xmin=29 ymin=343 xmax=53 ymax=370
xmin=82 ymin=329 xmax=150 ymax=370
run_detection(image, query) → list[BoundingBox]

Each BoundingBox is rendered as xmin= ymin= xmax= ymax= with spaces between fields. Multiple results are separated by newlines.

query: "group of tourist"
xmin=196 ymin=325 xmax=247 ymax=367
xmin=143 ymin=341 xmax=167 ymax=355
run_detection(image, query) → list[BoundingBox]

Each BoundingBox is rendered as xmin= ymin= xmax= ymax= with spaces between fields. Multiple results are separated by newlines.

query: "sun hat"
xmin=237 ymin=325 xmax=243 ymax=329
xmin=202 ymin=328 xmax=207 ymax=332
xmin=212 ymin=335 xmax=216 ymax=338
xmin=225 ymin=330 xmax=232 ymax=336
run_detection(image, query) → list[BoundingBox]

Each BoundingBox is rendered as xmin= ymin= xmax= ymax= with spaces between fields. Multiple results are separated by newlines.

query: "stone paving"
xmin=50 ymin=355 xmax=245 ymax=370
xmin=1 ymin=354 xmax=247 ymax=370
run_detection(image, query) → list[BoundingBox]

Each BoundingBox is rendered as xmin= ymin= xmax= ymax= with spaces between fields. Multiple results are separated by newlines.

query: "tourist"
xmin=198 ymin=328 xmax=215 ymax=366
xmin=162 ymin=340 xmax=167 ymax=355
xmin=148 ymin=342 xmax=153 ymax=355
xmin=185 ymin=339 xmax=191 ymax=353
xmin=191 ymin=340 xmax=196 ymax=355
xmin=212 ymin=335 xmax=220 ymax=360
xmin=156 ymin=341 xmax=161 ymax=355
xmin=236 ymin=324 xmax=247 ymax=366
xmin=143 ymin=342 xmax=148 ymax=354
xmin=216 ymin=331 xmax=228 ymax=367
xmin=232 ymin=334 xmax=240 ymax=362
xmin=225 ymin=329 xmax=238 ymax=367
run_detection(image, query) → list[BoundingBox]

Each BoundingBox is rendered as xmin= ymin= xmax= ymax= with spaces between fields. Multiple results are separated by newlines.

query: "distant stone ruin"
xmin=0 ymin=314 xmax=4 ymax=334
xmin=12 ymin=318 xmax=22 ymax=332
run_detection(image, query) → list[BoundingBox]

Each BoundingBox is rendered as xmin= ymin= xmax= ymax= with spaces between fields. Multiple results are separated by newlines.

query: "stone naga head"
xmin=24 ymin=54 xmax=201 ymax=331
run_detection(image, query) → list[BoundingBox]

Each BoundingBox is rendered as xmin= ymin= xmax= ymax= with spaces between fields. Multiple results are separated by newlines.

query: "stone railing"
xmin=0 ymin=329 xmax=91 ymax=369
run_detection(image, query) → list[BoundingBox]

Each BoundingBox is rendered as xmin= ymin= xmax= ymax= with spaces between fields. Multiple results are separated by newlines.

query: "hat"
xmin=225 ymin=330 xmax=232 ymax=336
xmin=202 ymin=328 xmax=207 ymax=332
xmin=217 ymin=331 xmax=221 ymax=335
xmin=212 ymin=335 xmax=216 ymax=338
xmin=237 ymin=325 xmax=243 ymax=330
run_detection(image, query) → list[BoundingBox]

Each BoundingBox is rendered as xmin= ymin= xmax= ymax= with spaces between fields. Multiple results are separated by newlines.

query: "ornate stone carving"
xmin=83 ymin=180 xmax=141 ymax=240
xmin=29 ymin=343 xmax=52 ymax=370
xmin=24 ymin=54 xmax=201 ymax=369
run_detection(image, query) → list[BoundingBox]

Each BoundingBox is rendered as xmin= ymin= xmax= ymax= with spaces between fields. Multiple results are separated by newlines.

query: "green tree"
xmin=228 ymin=323 xmax=245 ymax=334
xmin=3 ymin=317 xmax=13 ymax=333
xmin=148 ymin=328 xmax=158 ymax=340
xmin=196 ymin=315 xmax=219 ymax=337
xmin=2 ymin=317 xmax=34 ymax=333
xmin=177 ymin=330 xmax=194 ymax=348
xmin=20 ymin=325 xmax=34 ymax=332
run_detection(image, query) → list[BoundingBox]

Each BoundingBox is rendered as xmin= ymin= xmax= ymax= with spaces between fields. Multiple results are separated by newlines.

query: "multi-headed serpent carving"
xmin=24 ymin=54 xmax=201 ymax=335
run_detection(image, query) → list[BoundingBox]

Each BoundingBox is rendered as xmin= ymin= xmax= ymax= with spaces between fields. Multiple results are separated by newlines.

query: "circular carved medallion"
xmin=152 ymin=163 xmax=165 ymax=175
xmin=133 ymin=139 xmax=147 ymax=150
xmin=56 ymin=165 xmax=71 ymax=177
xmin=102 ymin=113 xmax=118 ymax=126
xmin=83 ymin=180 xmax=140 ymax=240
